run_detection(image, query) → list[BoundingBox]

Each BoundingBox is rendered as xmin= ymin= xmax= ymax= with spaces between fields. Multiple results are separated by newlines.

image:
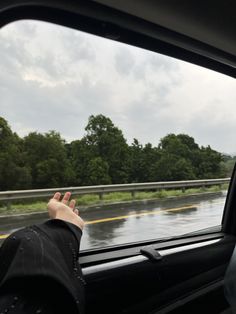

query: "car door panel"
xmin=83 ymin=235 xmax=235 ymax=314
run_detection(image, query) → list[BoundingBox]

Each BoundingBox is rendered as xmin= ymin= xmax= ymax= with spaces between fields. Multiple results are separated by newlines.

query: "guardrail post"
xmin=131 ymin=191 xmax=136 ymax=199
xmin=182 ymin=187 xmax=185 ymax=193
xmin=99 ymin=192 xmax=104 ymax=201
xmin=6 ymin=201 xmax=11 ymax=211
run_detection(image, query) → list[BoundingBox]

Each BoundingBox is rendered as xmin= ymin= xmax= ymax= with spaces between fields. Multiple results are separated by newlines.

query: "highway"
xmin=0 ymin=192 xmax=227 ymax=250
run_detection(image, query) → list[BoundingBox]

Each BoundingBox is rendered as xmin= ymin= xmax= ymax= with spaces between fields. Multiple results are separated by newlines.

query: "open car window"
xmin=0 ymin=20 xmax=235 ymax=251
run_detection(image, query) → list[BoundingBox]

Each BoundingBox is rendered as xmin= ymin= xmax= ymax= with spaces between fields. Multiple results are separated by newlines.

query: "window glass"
xmin=0 ymin=20 xmax=235 ymax=250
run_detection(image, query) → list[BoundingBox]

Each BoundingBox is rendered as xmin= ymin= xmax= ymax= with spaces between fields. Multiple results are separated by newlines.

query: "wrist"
xmin=54 ymin=212 xmax=84 ymax=231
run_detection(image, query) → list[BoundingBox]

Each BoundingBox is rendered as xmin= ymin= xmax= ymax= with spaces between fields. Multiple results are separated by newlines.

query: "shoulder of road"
xmin=0 ymin=191 xmax=223 ymax=220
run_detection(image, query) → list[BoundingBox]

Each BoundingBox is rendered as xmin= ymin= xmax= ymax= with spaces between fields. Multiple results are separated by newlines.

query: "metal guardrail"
xmin=0 ymin=178 xmax=230 ymax=204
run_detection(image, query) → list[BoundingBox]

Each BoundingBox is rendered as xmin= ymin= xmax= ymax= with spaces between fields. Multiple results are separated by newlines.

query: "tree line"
xmin=0 ymin=115 xmax=229 ymax=191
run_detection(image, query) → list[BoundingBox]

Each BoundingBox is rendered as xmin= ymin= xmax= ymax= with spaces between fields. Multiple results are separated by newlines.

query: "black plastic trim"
xmin=140 ymin=246 xmax=163 ymax=262
xmin=151 ymin=279 xmax=225 ymax=314
xmin=79 ymin=231 xmax=225 ymax=267
xmin=222 ymin=163 xmax=236 ymax=235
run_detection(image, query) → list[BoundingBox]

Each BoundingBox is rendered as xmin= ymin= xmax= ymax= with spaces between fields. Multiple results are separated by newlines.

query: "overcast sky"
xmin=0 ymin=20 xmax=236 ymax=154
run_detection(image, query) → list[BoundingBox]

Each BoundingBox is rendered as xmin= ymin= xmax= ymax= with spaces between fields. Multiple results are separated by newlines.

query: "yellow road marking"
xmin=0 ymin=234 xmax=8 ymax=239
xmin=84 ymin=205 xmax=196 ymax=225
xmin=0 ymin=204 xmax=207 ymax=239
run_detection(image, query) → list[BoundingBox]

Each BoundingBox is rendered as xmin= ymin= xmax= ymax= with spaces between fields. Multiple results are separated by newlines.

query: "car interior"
xmin=1 ymin=1 xmax=236 ymax=313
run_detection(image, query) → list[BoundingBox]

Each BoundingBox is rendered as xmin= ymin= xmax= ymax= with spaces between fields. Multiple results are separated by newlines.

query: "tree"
xmin=23 ymin=131 xmax=74 ymax=188
xmin=155 ymin=134 xmax=226 ymax=180
xmin=129 ymin=139 xmax=144 ymax=182
xmin=0 ymin=115 xmax=227 ymax=190
xmin=0 ymin=117 xmax=32 ymax=190
xmin=70 ymin=139 xmax=94 ymax=185
xmin=86 ymin=157 xmax=111 ymax=185
xmin=221 ymin=155 xmax=236 ymax=176
xmin=129 ymin=140 xmax=160 ymax=182
xmin=197 ymin=146 xmax=225 ymax=179
xmin=159 ymin=133 xmax=193 ymax=159
xmin=151 ymin=155 xmax=196 ymax=181
xmin=142 ymin=143 xmax=161 ymax=181
xmin=84 ymin=115 xmax=130 ymax=183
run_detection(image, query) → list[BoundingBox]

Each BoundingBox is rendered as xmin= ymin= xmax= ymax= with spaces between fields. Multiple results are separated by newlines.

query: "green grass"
xmin=0 ymin=184 xmax=227 ymax=216
xmin=0 ymin=201 xmax=48 ymax=215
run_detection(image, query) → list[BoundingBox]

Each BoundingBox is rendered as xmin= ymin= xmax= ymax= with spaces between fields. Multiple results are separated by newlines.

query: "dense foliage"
xmin=0 ymin=115 xmax=228 ymax=190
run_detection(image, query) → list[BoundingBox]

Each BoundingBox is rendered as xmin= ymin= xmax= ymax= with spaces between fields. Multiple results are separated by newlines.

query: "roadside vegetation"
xmin=0 ymin=114 xmax=231 ymax=216
xmin=0 ymin=184 xmax=228 ymax=216
xmin=0 ymin=114 xmax=229 ymax=192
xmin=222 ymin=155 xmax=236 ymax=176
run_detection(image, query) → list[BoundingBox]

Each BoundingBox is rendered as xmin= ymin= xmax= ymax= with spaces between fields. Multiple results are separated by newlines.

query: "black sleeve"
xmin=0 ymin=219 xmax=85 ymax=314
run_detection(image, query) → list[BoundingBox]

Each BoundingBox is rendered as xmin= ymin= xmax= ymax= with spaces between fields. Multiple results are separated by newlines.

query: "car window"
xmin=0 ymin=20 xmax=235 ymax=250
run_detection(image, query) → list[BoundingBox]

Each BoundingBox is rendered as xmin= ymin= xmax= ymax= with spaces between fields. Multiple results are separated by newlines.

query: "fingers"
xmin=62 ymin=192 xmax=71 ymax=204
xmin=50 ymin=192 xmax=78 ymax=213
xmin=53 ymin=192 xmax=61 ymax=201
xmin=69 ymin=199 xmax=76 ymax=210
xmin=48 ymin=191 xmax=83 ymax=229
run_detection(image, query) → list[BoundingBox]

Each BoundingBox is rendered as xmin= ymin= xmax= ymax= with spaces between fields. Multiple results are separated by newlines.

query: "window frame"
xmin=0 ymin=0 xmax=236 ymax=265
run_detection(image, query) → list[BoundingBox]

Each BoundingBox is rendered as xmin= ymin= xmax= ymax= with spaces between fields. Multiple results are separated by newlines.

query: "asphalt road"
xmin=0 ymin=192 xmax=227 ymax=250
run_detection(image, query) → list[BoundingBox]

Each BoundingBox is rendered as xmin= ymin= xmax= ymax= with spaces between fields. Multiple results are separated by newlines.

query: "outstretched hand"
xmin=47 ymin=192 xmax=85 ymax=231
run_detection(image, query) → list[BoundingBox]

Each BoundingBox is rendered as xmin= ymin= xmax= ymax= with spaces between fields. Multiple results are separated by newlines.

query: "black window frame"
xmin=1 ymin=0 xmax=236 ymax=267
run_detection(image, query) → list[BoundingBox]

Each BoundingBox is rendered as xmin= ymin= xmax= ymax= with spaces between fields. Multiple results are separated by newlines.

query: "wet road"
xmin=0 ymin=192 xmax=227 ymax=250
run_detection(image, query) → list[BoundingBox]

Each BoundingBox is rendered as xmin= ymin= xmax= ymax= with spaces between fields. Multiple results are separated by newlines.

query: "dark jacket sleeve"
xmin=0 ymin=219 xmax=85 ymax=314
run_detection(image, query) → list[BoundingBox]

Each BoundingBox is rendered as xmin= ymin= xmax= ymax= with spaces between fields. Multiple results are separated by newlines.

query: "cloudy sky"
xmin=0 ymin=20 xmax=236 ymax=154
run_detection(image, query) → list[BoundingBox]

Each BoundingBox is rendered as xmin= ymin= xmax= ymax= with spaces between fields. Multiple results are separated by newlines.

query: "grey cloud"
xmin=34 ymin=52 xmax=71 ymax=80
xmin=124 ymin=97 xmax=174 ymax=146
xmin=0 ymin=22 xmax=115 ymax=141
xmin=17 ymin=21 xmax=37 ymax=37
xmin=148 ymin=53 xmax=179 ymax=72
xmin=183 ymin=109 xmax=236 ymax=154
xmin=0 ymin=62 xmax=115 ymax=142
xmin=133 ymin=52 xmax=179 ymax=82
xmin=33 ymin=27 xmax=97 ymax=81
xmin=61 ymin=30 xmax=95 ymax=62
xmin=0 ymin=34 xmax=30 ymax=73
xmin=0 ymin=21 xmax=96 ymax=85
xmin=115 ymin=48 xmax=135 ymax=75
xmin=0 ymin=21 xmax=41 ymax=70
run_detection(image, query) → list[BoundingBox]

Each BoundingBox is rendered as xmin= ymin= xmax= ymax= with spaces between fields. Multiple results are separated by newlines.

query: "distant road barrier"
xmin=0 ymin=178 xmax=230 ymax=208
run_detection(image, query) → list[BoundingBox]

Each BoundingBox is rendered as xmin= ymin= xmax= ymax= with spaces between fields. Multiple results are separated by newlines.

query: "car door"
xmin=80 ymin=170 xmax=236 ymax=314
xmin=0 ymin=1 xmax=236 ymax=314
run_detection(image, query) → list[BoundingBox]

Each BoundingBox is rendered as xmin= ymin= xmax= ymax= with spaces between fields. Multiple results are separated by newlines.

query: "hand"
xmin=47 ymin=192 xmax=85 ymax=231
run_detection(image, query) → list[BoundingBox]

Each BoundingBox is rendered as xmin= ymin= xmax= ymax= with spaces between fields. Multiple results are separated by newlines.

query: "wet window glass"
xmin=0 ymin=20 xmax=235 ymax=250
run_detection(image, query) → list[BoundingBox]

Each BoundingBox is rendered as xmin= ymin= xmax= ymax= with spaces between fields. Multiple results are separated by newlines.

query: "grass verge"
xmin=0 ymin=184 xmax=228 ymax=216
